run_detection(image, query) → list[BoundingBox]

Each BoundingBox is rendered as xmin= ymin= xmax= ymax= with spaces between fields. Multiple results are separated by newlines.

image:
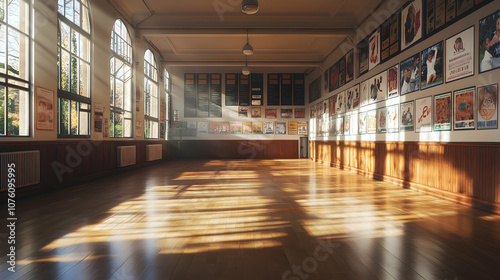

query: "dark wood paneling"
xmin=310 ymin=141 xmax=500 ymax=213
xmin=170 ymin=140 xmax=298 ymax=159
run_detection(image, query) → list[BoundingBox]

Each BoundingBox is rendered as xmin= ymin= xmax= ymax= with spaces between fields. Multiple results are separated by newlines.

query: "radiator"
xmin=1 ymin=151 xmax=40 ymax=190
xmin=146 ymin=144 xmax=162 ymax=162
xmin=117 ymin=146 xmax=136 ymax=167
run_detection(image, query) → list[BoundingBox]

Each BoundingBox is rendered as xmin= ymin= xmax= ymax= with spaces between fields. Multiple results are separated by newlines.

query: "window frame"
xmin=144 ymin=49 xmax=159 ymax=139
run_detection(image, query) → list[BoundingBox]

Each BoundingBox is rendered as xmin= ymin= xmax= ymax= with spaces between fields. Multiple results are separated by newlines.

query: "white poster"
xmin=197 ymin=121 xmax=208 ymax=134
xmin=445 ymin=26 xmax=474 ymax=82
xmin=415 ymin=96 xmax=433 ymax=132
xmin=387 ymin=104 xmax=399 ymax=133
xmin=369 ymin=29 xmax=381 ymax=71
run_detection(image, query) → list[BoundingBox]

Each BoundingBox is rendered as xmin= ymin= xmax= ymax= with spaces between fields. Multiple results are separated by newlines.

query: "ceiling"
xmin=109 ymin=0 xmax=384 ymax=70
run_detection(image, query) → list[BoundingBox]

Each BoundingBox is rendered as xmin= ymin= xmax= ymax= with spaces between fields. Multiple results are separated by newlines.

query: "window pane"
xmin=124 ymin=118 xmax=131 ymax=138
xmin=113 ymin=112 xmax=122 ymax=137
xmin=74 ymin=0 xmax=80 ymax=27
xmin=0 ymin=86 xmax=4 ymax=135
xmin=124 ymin=68 xmax=131 ymax=111
xmin=110 ymin=112 xmax=114 ymax=137
xmin=59 ymin=20 xmax=70 ymax=50
xmin=79 ymin=60 xmax=89 ymax=97
xmin=58 ymin=0 xmax=64 ymax=14
xmin=81 ymin=6 xmax=90 ymax=33
xmin=7 ymin=88 xmax=28 ymax=136
xmin=115 ymin=80 xmax=123 ymax=109
xmin=79 ymin=110 xmax=88 ymax=135
xmin=7 ymin=0 xmax=19 ymax=29
xmin=80 ymin=103 xmax=89 ymax=110
xmin=60 ymin=98 xmax=69 ymax=134
xmin=61 ymin=50 xmax=70 ymax=91
xmin=65 ymin=0 xmax=74 ymax=23
xmin=0 ymin=25 xmax=6 ymax=74
xmin=70 ymin=56 xmax=78 ymax=94
xmin=110 ymin=75 xmax=114 ymax=106
xmin=80 ymin=35 xmax=89 ymax=61
xmin=71 ymin=29 xmax=79 ymax=55
xmin=70 ymin=100 xmax=78 ymax=134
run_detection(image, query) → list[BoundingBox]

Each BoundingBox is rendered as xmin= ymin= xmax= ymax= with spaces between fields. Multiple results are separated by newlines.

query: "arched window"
xmin=0 ymin=0 xmax=31 ymax=136
xmin=110 ymin=19 xmax=132 ymax=138
xmin=164 ymin=69 xmax=171 ymax=93
xmin=57 ymin=0 xmax=91 ymax=136
xmin=144 ymin=50 xmax=158 ymax=138
xmin=164 ymin=69 xmax=171 ymax=140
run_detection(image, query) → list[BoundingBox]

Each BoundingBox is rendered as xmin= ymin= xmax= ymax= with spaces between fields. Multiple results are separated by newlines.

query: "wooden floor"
xmin=1 ymin=159 xmax=500 ymax=280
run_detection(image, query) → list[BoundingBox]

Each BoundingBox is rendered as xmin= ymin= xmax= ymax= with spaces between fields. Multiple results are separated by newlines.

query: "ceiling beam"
xmin=164 ymin=61 xmax=321 ymax=67
xmin=138 ymin=28 xmax=355 ymax=38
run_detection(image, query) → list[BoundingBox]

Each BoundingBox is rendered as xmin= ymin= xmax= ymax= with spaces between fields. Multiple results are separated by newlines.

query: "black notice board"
xmin=267 ymin=74 xmax=280 ymax=105
xmin=238 ymin=74 xmax=250 ymax=106
xmin=280 ymin=74 xmax=293 ymax=106
xmin=197 ymin=74 xmax=209 ymax=117
xmin=225 ymin=73 xmax=238 ymax=106
xmin=184 ymin=73 xmax=197 ymax=117
xmin=250 ymin=73 xmax=264 ymax=106
xmin=210 ymin=73 xmax=222 ymax=117
xmin=293 ymin=73 xmax=305 ymax=105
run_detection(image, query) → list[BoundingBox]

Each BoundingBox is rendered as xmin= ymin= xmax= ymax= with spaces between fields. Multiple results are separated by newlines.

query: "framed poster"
xmin=348 ymin=84 xmax=360 ymax=110
xmin=415 ymin=96 xmax=433 ymax=132
xmin=445 ymin=26 xmax=474 ymax=83
xmin=369 ymin=29 xmax=381 ymax=71
xmin=435 ymin=0 xmax=446 ymax=29
xmin=328 ymin=116 xmax=335 ymax=136
xmin=421 ymin=41 xmax=444 ymax=89
xmin=263 ymin=121 xmax=274 ymax=134
xmin=209 ymin=121 xmax=219 ymax=134
xmin=295 ymin=108 xmax=306 ymax=118
xmin=479 ymin=10 xmax=500 ymax=74
xmin=309 ymin=76 xmax=322 ymax=103
xmin=322 ymin=99 xmax=330 ymax=116
xmin=323 ymin=70 xmax=329 ymax=93
xmin=377 ymin=107 xmax=387 ymax=133
xmin=238 ymin=106 xmax=248 ymax=117
xmin=453 ymin=87 xmax=475 ymax=130
xmin=367 ymin=110 xmax=377 ymax=134
xmin=446 ymin=0 xmax=456 ymax=23
xmin=344 ymin=115 xmax=351 ymax=135
xmin=390 ymin=13 xmax=401 ymax=57
xmin=358 ymin=111 xmax=367 ymax=134
xmin=358 ymin=36 xmax=370 ymax=76
xmin=477 ymin=84 xmax=498 ymax=130
xmin=335 ymin=117 xmax=344 ymax=135
xmin=242 ymin=121 xmax=253 ymax=134
xmin=387 ymin=104 xmax=399 ymax=133
xmin=381 ymin=19 xmax=391 ymax=62
xmin=400 ymin=53 xmax=421 ymax=95
xmin=401 ymin=0 xmax=423 ymax=51
xmin=266 ymin=108 xmax=277 ymax=119
xmin=187 ymin=121 xmax=197 ymax=129
xmin=252 ymin=122 xmax=263 ymax=134
xmin=346 ymin=49 xmax=354 ymax=83
xmin=230 ymin=121 xmax=242 ymax=134
xmin=350 ymin=113 xmax=358 ymax=135
xmin=388 ymin=65 xmax=399 ymax=98
xmin=298 ymin=122 xmax=308 ymax=135
xmin=36 ymin=87 xmax=54 ymax=131
xmin=275 ymin=121 xmax=286 ymax=134
xmin=360 ymin=79 xmax=370 ymax=107
xmin=329 ymin=62 xmax=340 ymax=92
xmin=426 ymin=0 xmax=436 ymax=34
xmin=219 ymin=122 xmax=230 ymax=134
xmin=434 ymin=92 xmax=452 ymax=131
xmin=339 ymin=56 xmax=346 ymax=87
xmin=288 ymin=122 xmax=298 ymax=135
xmin=197 ymin=121 xmax=208 ymax=134
xmin=368 ymin=70 xmax=388 ymax=103
xmin=400 ymin=101 xmax=415 ymax=131
xmin=281 ymin=108 xmax=293 ymax=119
xmin=329 ymin=95 xmax=336 ymax=117
xmin=336 ymin=91 xmax=346 ymax=114
xmin=251 ymin=107 xmax=262 ymax=118
xmin=94 ymin=103 xmax=104 ymax=133
xmin=456 ymin=0 xmax=473 ymax=17
xmin=251 ymin=100 xmax=261 ymax=106
xmin=316 ymin=103 xmax=322 ymax=119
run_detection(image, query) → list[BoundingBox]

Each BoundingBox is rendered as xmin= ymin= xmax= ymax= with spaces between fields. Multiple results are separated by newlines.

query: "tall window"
xmin=57 ymin=0 xmax=91 ymax=136
xmin=0 ymin=0 xmax=31 ymax=136
xmin=164 ymin=69 xmax=171 ymax=140
xmin=110 ymin=19 xmax=132 ymax=138
xmin=144 ymin=49 xmax=158 ymax=139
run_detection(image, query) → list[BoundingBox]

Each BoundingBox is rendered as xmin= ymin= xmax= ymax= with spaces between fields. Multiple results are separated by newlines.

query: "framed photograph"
xmin=477 ymin=84 xmax=498 ymax=130
xmin=339 ymin=56 xmax=346 ymax=87
xmin=329 ymin=95 xmax=336 ymax=117
xmin=335 ymin=91 xmax=346 ymax=114
xmin=243 ymin=121 xmax=253 ymax=134
xmin=295 ymin=108 xmax=306 ymax=118
xmin=323 ymin=70 xmax=329 ymax=93
xmin=360 ymin=79 xmax=370 ymax=107
xmin=281 ymin=108 xmax=293 ymax=119
xmin=230 ymin=121 xmax=242 ymax=134
xmin=367 ymin=110 xmax=377 ymax=134
xmin=309 ymin=76 xmax=321 ymax=103
xmin=335 ymin=117 xmax=344 ymax=135
xmin=445 ymin=26 xmax=474 ymax=83
xmin=426 ymin=0 xmax=436 ymax=35
xmin=358 ymin=111 xmax=367 ymax=134
xmin=252 ymin=122 xmax=263 ymax=134
xmin=390 ymin=13 xmax=401 ymax=57
xmin=298 ymin=122 xmax=308 ymax=135
xmin=401 ymin=0 xmax=423 ymax=51
xmin=329 ymin=62 xmax=339 ymax=92
xmin=456 ymin=0 xmax=473 ymax=16
xmin=434 ymin=92 xmax=452 ymax=131
xmin=344 ymin=115 xmax=351 ymax=135
xmin=369 ymin=29 xmax=381 ymax=70
xmin=275 ymin=121 xmax=286 ymax=134
xmin=453 ymin=87 xmax=475 ymax=130
xmin=400 ymin=53 xmax=421 ymax=95
xmin=238 ymin=106 xmax=248 ymax=117
xmin=388 ymin=65 xmax=399 ymax=98
xmin=421 ymin=41 xmax=444 ymax=89
xmin=347 ymin=84 xmax=360 ymax=111
xmin=435 ymin=0 xmax=446 ymax=29
xmin=377 ymin=107 xmax=387 ymax=133
xmin=358 ymin=36 xmax=370 ymax=76
xmin=346 ymin=49 xmax=354 ymax=83
xmin=288 ymin=121 xmax=298 ymax=135
xmin=400 ymin=101 xmax=415 ymax=131
xmin=479 ymin=10 xmax=500 ymax=74
xmin=368 ymin=70 xmax=388 ymax=103
xmin=387 ymin=104 xmax=399 ymax=133
xmin=251 ymin=107 xmax=262 ymax=118
xmin=219 ymin=122 xmax=230 ymax=134
xmin=446 ymin=0 xmax=456 ymax=23
xmin=266 ymin=108 xmax=277 ymax=119
xmin=415 ymin=96 xmax=433 ymax=132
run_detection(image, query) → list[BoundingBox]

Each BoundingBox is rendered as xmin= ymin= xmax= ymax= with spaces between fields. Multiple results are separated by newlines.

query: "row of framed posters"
xmin=312 ymin=83 xmax=498 ymax=136
xmin=238 ymin=107 xmax=306 ymax=119
xmin=195 ymin=121 xmax=308 ymax=135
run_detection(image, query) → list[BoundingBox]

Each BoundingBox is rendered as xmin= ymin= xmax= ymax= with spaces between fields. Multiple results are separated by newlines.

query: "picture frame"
xmin=387 ymin=104 xmax=399 ymax=133
xmin=367 ymin=109 xmax=377 ymax=134
xmin=415 ymin=96 xmax=433 ymax=132
xmin=478 ymin=10 xmax=500 ymax=74
xmin=358 ymin=36 xmax=370 ymax=77
xmin=421 ymin=41 xmax=444 ymax=89
xmin=369 ymin=28 xmax=381 ymax=71
xmin=445 ymin=26 xmax=474 ymax=83
xmin=400 ymin=100 xmax=415 ymax=131
xmin=358 ymin=111 xmax=367 ymax=134
xmin=377 ymin=107 xmax=388 ymax=133
xmin=453 ymin=86 xmax=476 ymax=130
xmin=434 ymin=92 xmax=453 ymax=131
xmin=400 ymin=53 xmax=421 ymax=95
xmin=346 ymin=49 xmax=355 ymax=83
xmin=401 ymin=0 xmax=423 ymax=51
xmin=388 ymin=64 xmax=399 ymax=98
xmin=477 ymin=83 xmax=498 ymax=130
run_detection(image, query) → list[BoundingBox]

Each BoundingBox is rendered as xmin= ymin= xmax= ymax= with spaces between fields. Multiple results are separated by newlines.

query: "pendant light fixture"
xmin=242 ymin=0 xmax=259 ymax=15
xmin=242 ymin=29 xmax=254 ymax=55
xmin=242 ymin=56 xmax=251 ymax=75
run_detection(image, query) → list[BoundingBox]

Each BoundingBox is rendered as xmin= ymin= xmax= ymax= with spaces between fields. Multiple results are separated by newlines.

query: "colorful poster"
xmin=219 ymin=122 xmax=230 ymax=134
xmin=243 ymin=121 xmax=253 ymax=134
xmin=454 ymin=87 xmax=475 ymax=130
xmin=239 ymin=106 xmax=248 ymax=117
xmin=335 ymin=117 xmax=344 ymax=135
xmin=369 ymin=29 xmax=381 ymax=71
xmin=360 ymin=79 xmax=370 ymax=107
xmin=295 ymin=108 xmax=305 ymax=118
xmin=197 ymin=121 xmax=208 ymax=134
xmin=298 ymin=122 xmax=308 ymax=135
xmin=400 ymin=53 xmax=421 ymax=95
xmin=477 ymin=84 xmax=498 ymax=130
xmin=336 ymin=91 xmax=346 ymax=114
xmin=288 ymin=122 xmax=298 ymax=135
xmin=400 ymin=101 xmax=415 ymax=131
xmin=367 ymin=110 xmax=377 ymax=134
xmin=434 ymin=92 xmax=452 ymax=131
xmin=209 ymin=121 xmax=219 ymax=134
xmin=275 ymin=121 xmax=286 ymax=134
xmin=401 ymin=0 xmax=423 ymax=51
xmin=230 ymin=121 xmax=242 ymax=134
xmin=187 ymin=121 xmax=197 ymax=129
xmin=445 ymin=27 xmax=474 ymax=82
xmin=94 ymin=103 xmax=104 ymax=133
xmin=387 ymin=104 xmax=399 ymax=133
xmin=346 ymin=84 xmax=360 ymax=111
xmin=329 ymin=95 xmax=336 ymax=117
xmin=350 ymin=113 xmax=358 ymax=135
xmin=415 ymin=96 xmax=433 ymax=132
xmin=388 ymin=65 xmax=399 ymax=98
xmin=309 ymin=76 xmax=322 ymax=102
xmin=368 ymin=70 xmax=388 ymax=103
xmin=377 ymin=107 xmax=387 ymax=133
xmin=346 ymin=49 xmax=354 ymax=83
xmin=36 ymin=87 xmax=54 ymax=131
xmin=266 ymin=108 xmax=277 ymax=119
xmin=479 ymin=10 xmax=500 ymax=73
xmin=329 ymin=62 xmax=339 ymax=92
xmin=323 ymin=70 xmax=329 ymax=93
xmin=421 ymin=41 xmax=444 ymax=89
xmin=264 ymin=121 xmax=274 ymax=134
xmin=322 ymin=99 xmax=329 ymax=116
xmin=281 ymin=108 xmax=293 ymax=119
xmin=344 ymin=115 xmax=351 ymax=135
xmin=359 ymin=111 xmax=367 ymax=134
xmin=252 ymin=122 xmax=263 ymax=134
xmin=251 ymin=107 xmax=262 ymax=118
xmin=358 ymin=36 xmax=370 ymax=76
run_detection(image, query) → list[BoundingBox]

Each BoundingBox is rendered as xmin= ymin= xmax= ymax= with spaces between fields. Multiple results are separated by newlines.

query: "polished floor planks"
xmin=1 ymin=159 xmax=500 ymax=279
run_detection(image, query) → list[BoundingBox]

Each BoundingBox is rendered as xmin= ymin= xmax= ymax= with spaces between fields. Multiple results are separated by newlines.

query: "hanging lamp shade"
xmin=242 ymin=58 xmax=251 ymax=75
xmin=242 ymin=42 xmax=254 ymax=55
xmin=242 ymin=0 xmax=259 ymax=14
